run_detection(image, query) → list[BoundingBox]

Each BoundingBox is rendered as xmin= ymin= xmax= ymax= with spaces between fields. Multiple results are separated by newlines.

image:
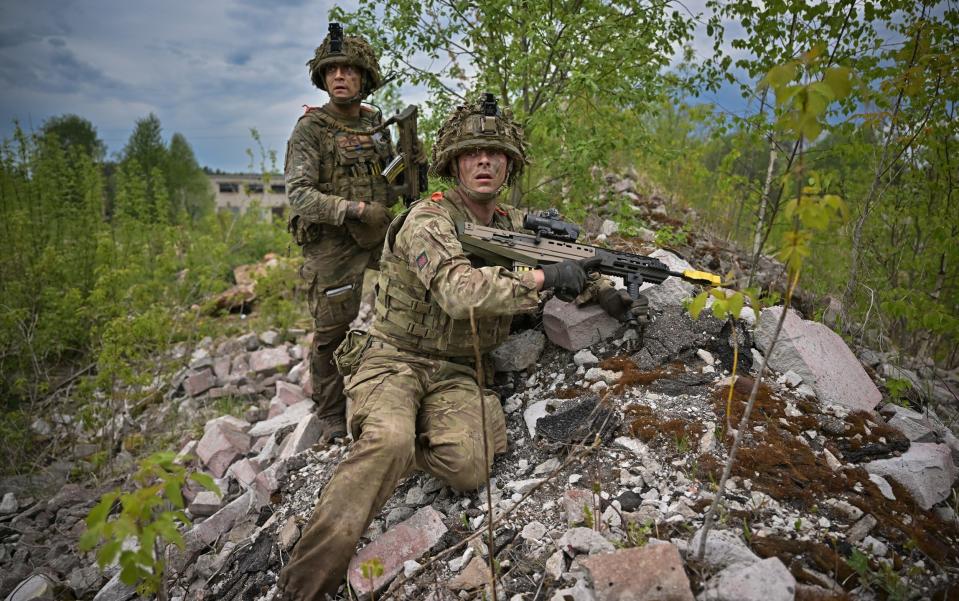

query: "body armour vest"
xmin=371 ymin=192 xmax=526 ymax=357
xmin=304 ymin=105 xmax=396 ymax=205
xmin=287 ymin=106 xmax=397 ymax=246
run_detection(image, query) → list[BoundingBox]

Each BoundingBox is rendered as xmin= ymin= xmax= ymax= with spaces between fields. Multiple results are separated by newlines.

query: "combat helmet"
xmin=430 ymin=93 xmax=529 ymax=186
xmin=307 ymin=23 xmax=383 ymax=98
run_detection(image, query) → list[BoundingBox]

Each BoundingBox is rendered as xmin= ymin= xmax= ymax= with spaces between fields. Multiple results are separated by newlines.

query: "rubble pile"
xmin=2 ymin=172 xmax=958 ymax=601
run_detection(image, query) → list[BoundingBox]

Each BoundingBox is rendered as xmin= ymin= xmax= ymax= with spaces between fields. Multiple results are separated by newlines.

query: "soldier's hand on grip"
xmin=541 ymin=257 xmax=601 ymax=302
xmin=346 ymin=202 xmax=392 ymax=249
xmin=597 ymin=287 xmax=635 ymax=321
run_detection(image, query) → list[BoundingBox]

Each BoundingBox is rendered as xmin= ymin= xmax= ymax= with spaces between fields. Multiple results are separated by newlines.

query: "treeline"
xmin=348 ymin=0 xmax=958 ymax=367
xmin=0 ymin=114 xmax=288 ymax=419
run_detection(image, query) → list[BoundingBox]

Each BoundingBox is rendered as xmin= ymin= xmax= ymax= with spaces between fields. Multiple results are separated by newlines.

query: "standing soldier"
xmin=285 ymin=24 xmax=397 ymax=441
xmin=277 ymin=94 xmax=620 ymax=600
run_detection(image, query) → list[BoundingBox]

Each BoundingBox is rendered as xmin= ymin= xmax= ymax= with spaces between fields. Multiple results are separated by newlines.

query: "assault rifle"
xmin=380 ymin=105 xmax=428 ymax=206
xmin=456 ymin=213 xmax=722 ymax=299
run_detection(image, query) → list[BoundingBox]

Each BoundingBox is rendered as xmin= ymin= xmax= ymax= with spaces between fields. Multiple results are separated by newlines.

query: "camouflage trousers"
xmin=301 ymin=226 xmax=380 ymax=425
xmin=277 ymin=343 xmax=508 ymax=600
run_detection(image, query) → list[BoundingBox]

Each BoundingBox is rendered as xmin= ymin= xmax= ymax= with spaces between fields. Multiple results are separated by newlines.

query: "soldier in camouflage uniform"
xmin=277 ymin=96 xmax=606 ymax=600
xmin=286 ymin=26 xmax=398 ymax=441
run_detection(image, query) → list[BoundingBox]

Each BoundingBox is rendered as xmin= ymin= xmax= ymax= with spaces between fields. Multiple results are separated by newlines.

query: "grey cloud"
xmin=0 ymin=29 xmax=39 ymax=48
xmin=227 ymin=50 xmax=251 ymax=66
xmin=47 ymin=36 xmax=66 ymax=47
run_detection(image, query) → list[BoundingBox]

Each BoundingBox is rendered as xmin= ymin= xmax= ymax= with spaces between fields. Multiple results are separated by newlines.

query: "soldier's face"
xmin=324 ymin=64 xmax=362 ymax=101
xmin=456 ymin=149 xmax=509 ymax=195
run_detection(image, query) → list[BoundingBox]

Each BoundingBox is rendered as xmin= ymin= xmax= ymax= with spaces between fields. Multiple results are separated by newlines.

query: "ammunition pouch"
xmin=333 ymin=329 xmax=370 ymax=376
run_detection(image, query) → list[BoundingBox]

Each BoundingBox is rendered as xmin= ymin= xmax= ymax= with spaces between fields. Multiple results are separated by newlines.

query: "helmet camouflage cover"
xmin=430 ymin=94 xmax=529 ymax=186
xmin=308 ymin=28 xmax=383 ymax=97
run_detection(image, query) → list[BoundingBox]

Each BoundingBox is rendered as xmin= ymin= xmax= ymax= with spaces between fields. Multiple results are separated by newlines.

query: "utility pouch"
xmin=288 ymin=213 xmax=322 ymax=246
xmin=333 ymin=329 xmax=370 ymax=376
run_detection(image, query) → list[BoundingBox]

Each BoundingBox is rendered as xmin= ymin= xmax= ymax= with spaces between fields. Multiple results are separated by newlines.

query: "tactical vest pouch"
xmin=288 ymin=214 xmax=322 ymax=246
xmin=333 ymin=329 xmax=370 ymax=376
xmin=345 ymin=215 xmax=388 ymax=250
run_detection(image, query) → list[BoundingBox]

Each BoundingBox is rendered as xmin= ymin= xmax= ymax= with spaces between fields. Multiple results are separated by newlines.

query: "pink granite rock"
xmin=347 ymin=506 xmax=448 ymax=596
xmin=184 ymin=369 xmax=216 ymax=397
xmin=581 ymin=543 xmax=694 ymax=601
xmin=249 ymin=347 xmax=293 ymax=375
xmin=196 ymin=417 xmax=251 ymax=478
xmin=865 ymin=442 xmax=957 ymax=510
xmin=274 ymin=381 xmax=306 ymax=406
xmin=544 ymin=298 xmax=621 ymax=351
xmin=754 ymin=307 xmax=881 ymax=412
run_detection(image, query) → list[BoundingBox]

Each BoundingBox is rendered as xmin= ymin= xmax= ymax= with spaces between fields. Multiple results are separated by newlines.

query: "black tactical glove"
xmin=541 ymin=257 xmax=601 ymax=301
xmin=345 ymin=202 xmax=392 ymax=249
xmin=597 ymin=287 xmax=635 ymax=321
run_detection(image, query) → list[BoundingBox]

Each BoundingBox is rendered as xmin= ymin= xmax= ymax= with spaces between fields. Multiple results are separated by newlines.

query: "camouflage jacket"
xmin=370 ymin=190 xmax=540 ymax=357
xmin=284 ymin=104 xmax=395 ymax=236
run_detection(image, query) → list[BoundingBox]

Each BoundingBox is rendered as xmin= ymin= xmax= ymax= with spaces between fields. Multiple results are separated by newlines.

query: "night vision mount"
xmin=329 ymin=22 xmax=344 ymax=52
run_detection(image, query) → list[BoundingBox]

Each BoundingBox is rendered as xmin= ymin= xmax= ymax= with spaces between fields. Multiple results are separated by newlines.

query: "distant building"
xmin=209 ymin=173 xmax=287 ymax=218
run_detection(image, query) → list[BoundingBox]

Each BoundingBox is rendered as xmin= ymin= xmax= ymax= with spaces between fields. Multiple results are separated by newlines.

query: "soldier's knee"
xmin=440 ymin=445 xmax=488 ymax=492
xmin=364 ymin=423 xmax=416 ymax=466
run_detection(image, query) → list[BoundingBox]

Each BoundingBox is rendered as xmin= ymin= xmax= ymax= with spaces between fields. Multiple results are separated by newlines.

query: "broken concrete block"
xmin=184 ymin=369 xmax=216 ymax=397
xmin=279 ymin=414 xmax=321 ymax=459
xmin=274 ymin=380 xmax=307 ymax=406
xmin=347 ymin=506 xmax=448 ymax=597
xmin=248 ymin=399 xmax=315 ymax=438
xmin=581 ymin=543 xmax=694 ymax=601
xmin=189 ymin=490 xmax=223 ymax=517
xmin=191 ymin=490 xmax=255 ymax=546
xmin=706 ymin=557 xmax=796 ymax=601
xmin=492 ymin=329 xmax=546 ymax=372
xmin=754 ymin=307 xmax=881 ymax=412
xmin=196 ymin=417 xmax=252 ymax=478
xmin=252 ymin=460 xmax=288 ymax=506
xmin=227 ymin=458 xmax=261 ymax=490
xmin=248 ymin=347 xmax=293 ymax=375
xmin=865 ymin=442 xmax=957 ymax=510
xmin=543 ymin=298 xmax=621 ymax=351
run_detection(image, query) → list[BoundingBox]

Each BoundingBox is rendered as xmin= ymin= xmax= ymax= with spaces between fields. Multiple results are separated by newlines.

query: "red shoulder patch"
xmin=430 ymin=191 xmax=444 ymax=202
xmin=494 ymin=206 xmax=508 ymax=216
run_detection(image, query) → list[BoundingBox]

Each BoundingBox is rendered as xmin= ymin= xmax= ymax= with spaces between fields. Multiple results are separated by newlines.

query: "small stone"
xmin=846 ymin=514 xmax=878 ymax=543
xmin=508 ymin=478 xmax=544 ymax=495
xmin=403 ymin=560 xmax=422 ymax=578
xmin=558 ymin=527 xmax=616 ymax=555
xmin=868 ymin=473 xmax=896 ymax=501
xmin=0 ymin=492 xmax=18 ymax=515
xmin=545 ymin=550 xmax=565 ymax=580
xmin=521 ymin=521 xmax=547 ymax=542
xmin=405 ymin=486 xmax=428 ymax=506
xmin=448 ymin=547 xmax=474 ymax=572
xmin=573 ymin=349 xmax=599 ymax=366
xmin=386 ymin=506 xmax=415 ymax=528
xmin=585 ymin=367 xmax=620 ymax=384
xmin=278 ymin=518 xmax=300 ymax=551
xmin=534 ymin=458 xmax=561 ymax=476
xmin=862 ymin=535 xmax=888 ymax=557
xmin=448 ymin=556 xmax=491 ymax=591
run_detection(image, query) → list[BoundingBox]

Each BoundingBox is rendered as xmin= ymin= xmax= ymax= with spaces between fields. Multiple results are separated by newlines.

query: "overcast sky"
xmin=0 ymin=0 xmax=746 ymax=172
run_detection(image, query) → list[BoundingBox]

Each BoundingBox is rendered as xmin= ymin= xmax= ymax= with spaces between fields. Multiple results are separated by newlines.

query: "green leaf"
xmin=87 ymin=491 xmax=119 ymax=527
xmin=688 ymin=291 xmax=708 ymax=320
xmin=712 ymin=299 xmax=728 ymax=320
xmin=164 ymin=480 xmax=184 ymax=509
xmin=97 ymin=539 xmax=122 ymax=568
xmin=189 ymin=471 xmax=221 ymax=496
xmin=762 ymin=63 xmax=797 ymax=89
xmin=727 ymin=293 xmax=744 ymax=320
xmin=823 ymin=66 xmax=852 ymax=99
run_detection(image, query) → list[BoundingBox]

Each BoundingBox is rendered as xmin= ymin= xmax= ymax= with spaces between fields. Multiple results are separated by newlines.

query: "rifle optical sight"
xmin=329 ymin=23 xmax=343 ymax=52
